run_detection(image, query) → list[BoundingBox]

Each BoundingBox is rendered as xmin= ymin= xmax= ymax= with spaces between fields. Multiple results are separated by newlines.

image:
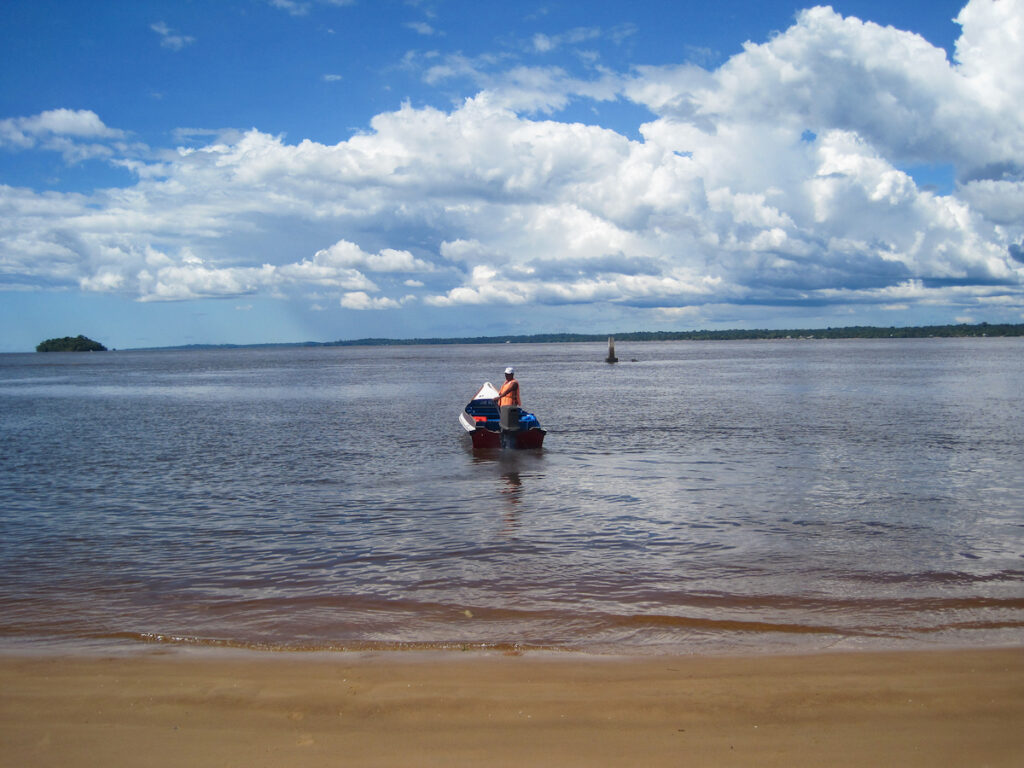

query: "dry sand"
xmin=2 ymin=647 xmax=1022 ymax=767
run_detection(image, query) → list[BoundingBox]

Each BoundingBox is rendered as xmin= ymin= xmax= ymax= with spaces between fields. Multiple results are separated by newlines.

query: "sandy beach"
xmin=1 ymin=647 xmax=1021 ymax=767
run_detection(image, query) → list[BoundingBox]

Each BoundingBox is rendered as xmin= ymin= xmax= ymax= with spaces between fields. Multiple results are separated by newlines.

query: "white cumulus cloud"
xmin=1 ymin=0 xmax=1022 ymax=327
xmin=0 ymin=109 xmax=127 ymax=162
xmin=340 ymin=291 xmax=403 ymax=310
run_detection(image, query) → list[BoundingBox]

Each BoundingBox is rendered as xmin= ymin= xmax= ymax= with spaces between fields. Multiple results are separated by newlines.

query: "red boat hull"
xmin=468 ymin=426 xmax=546 ymax=450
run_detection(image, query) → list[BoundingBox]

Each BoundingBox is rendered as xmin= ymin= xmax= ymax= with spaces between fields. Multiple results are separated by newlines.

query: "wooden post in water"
xmin=605 ymin=336 xmax=618 ymax=364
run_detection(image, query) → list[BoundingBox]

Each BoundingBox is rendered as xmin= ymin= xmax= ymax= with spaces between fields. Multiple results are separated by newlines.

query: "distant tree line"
xmin=322 ymin=322 xmax=1023 ymax=347
xmin=36 ymin=335 xmax=108 ymax=352
xmin=142 ymin=322 xmax=1024 ymax=351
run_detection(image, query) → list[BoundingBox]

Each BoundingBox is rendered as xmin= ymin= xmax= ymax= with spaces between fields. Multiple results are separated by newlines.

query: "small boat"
xmin=459 ymin=382 xmax=546 ymax=450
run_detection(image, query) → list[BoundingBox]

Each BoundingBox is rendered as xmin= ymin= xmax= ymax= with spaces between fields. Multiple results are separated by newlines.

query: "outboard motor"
xmin=500 ymin=405 xmax=522 ymax=447
xmin=499 ymin=406 xmax=522 ymax=432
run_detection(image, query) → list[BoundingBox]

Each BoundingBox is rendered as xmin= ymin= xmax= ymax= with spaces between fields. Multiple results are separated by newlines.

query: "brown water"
xmin=1 ymin=339 xmax=1022 ymax=654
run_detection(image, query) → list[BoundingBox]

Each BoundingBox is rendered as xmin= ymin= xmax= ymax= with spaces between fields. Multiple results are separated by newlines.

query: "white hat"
xmin=504 ymin=366 xmax=514 ymax=375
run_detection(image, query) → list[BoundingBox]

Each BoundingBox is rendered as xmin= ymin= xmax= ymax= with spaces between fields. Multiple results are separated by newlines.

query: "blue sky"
xmin=1 ymin=0 xmax=1022 ymax=351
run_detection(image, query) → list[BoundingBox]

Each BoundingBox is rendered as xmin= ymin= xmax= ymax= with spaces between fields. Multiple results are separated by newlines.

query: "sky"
xmin=1 ymin=0 xmax=1022 ymax=351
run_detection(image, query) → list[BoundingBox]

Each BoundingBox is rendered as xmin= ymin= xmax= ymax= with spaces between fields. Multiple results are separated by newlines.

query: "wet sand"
xmin=2 ymin=647 xmax=1021 ymax=767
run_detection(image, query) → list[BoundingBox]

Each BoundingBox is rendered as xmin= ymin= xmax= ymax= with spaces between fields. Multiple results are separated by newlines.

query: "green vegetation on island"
xmin=36 ymin=335 xmax=108 ymax=353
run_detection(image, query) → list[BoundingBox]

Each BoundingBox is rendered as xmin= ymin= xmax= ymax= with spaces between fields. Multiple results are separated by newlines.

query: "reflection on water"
xmin=1 ymin=339 xmax=1022 ymax=655
xmin=472 ymin=449 xmax=539 ymax=535
xmin=501 ymin=471 xmax=523 ymax=502
xmin=500 ymin=472 xmax=523 ymax=534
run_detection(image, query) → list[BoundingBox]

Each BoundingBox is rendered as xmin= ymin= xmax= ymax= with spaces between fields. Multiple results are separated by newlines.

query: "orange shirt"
xmin=497 ymin=378 xmax=520 ymax=407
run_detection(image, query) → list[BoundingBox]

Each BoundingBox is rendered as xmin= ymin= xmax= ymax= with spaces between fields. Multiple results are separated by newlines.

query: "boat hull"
xmin=468 ymin=426 xmax=546 ymax=450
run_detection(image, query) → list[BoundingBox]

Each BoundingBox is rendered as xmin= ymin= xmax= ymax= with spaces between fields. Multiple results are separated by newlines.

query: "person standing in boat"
xmin=495 ymin=366 xmax=521 ymax=433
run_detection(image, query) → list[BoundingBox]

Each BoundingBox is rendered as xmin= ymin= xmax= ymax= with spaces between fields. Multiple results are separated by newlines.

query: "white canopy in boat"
xmin=472 ymin=381 xmax=499 ymax=400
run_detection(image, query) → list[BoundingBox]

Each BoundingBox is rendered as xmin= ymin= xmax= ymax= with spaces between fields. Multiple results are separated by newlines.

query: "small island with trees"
xmin=36 ymin=335 xmax=108 ymax=353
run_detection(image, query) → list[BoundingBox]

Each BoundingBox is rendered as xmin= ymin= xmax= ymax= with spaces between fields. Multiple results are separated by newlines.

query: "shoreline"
xmin=3 ymin=628 xmax=1021 ymax=660
xmin=2 ymin=646 xmax=1021 ymax=767
xmin=9 ymin=321 xmax=1022 ymax=354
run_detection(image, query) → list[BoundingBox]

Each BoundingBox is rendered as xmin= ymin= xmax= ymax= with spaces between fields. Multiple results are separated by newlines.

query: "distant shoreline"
xmin=136 ymin=321 xmax=1023 ymax=351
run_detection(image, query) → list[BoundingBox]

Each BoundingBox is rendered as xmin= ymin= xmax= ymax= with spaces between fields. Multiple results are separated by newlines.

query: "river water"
xmin=1 ymin=338 xmax=1021 ymax=655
